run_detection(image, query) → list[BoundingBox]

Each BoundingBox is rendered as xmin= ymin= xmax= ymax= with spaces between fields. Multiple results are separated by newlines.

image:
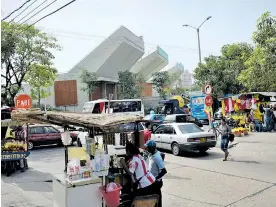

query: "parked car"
xmin=164 ymin=114 xmax=203 ymax=127
xmin=27 ymin=125 xmax=63 ymax=150
xmin=151 ymin=123 xmax=216 ymax=156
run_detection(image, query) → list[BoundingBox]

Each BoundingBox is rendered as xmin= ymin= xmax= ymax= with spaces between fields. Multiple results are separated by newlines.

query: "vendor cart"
xmin=11 ymin=109 xmax=149 ymax=207
xmin=1 ymin=119 xmax=30 ymax=176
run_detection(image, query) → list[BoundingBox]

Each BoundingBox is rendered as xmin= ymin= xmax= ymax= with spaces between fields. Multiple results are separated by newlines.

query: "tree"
xmin=151 ymin=71 xmax=170 ymax=99
xmin=1 ymin=21 xmax=60 ymax=106
xmin=24 ymin=64 xmax=57 ymax=105
xmin=194 ymin=43 xmax=253 ymax=97
xmin=118 ymin=71 xmax=138 ymax=99
xmin=238 ymin=12 xmax=276 ymax=91
xmin=169 ymin=71 xmax=182 ymax=89
xmin=134 ymin=73 xmax=145 ymax=98
xmin=80 ymin=69 xmax=99 ymax=99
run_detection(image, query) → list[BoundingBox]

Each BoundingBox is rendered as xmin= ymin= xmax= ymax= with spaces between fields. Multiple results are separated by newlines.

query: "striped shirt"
xmin=128 ymin=154 xmax=155 ymax=189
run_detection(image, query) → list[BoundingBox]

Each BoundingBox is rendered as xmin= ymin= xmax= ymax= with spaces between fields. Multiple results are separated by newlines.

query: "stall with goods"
xmin=1 ymin=120 xmax=30 ymax=176
xmin=220 ymin=92 xmax=276 ymax=133
xmin=11 ymin=109 xmax=152 ymax=207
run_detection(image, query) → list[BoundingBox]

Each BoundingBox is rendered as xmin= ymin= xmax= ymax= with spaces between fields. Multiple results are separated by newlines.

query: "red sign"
xmin=15 ymin=94 xmax=32 ymax=109
xmin=205 ymin=95 xmax=213 ymax=107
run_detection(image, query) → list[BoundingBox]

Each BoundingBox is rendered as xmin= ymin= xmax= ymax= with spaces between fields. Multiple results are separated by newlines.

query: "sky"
xmin=1 ymin=0 xmax=276 ymax=74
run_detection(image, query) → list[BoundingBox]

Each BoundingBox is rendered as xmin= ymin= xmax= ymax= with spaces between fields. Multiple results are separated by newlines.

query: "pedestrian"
xmin=264 ymin=105 xmax=273 ymax=132
xmin=143 ymin=122 xmax=152 ymax=144
xmin=219 ymin=118 xmax=232 ymax=161
xmin=144 ymin=140 xmax=167 ymax=207
xmin=120 ymin=142 xmax=157 ymax=202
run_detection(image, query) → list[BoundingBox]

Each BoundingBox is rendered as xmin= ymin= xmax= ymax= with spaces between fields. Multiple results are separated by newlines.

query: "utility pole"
xmin=107 ymin=94 xmax=113 ymax=114
xmin=183 ymin=16 xmax=212 ymax=64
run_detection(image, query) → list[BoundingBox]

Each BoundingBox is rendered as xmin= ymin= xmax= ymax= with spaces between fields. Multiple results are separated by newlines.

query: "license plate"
xmin=200 ymin=138 xmax=206 ymax=143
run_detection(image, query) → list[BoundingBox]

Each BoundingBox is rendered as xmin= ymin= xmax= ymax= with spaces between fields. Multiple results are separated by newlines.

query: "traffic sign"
xmin=204 ymin=85 xmax=213 ymax=95
xmin=205 ymin=95 xmax=213 ymax=107
xmin=15 ymin=94 xmax=32 ymax=109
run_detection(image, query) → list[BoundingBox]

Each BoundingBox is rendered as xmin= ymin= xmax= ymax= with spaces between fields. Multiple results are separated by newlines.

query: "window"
xmin=176 ymin=115 xmax=187 ymax=123
xmin=44 ymin=127 xmax=59 ymax=133
xmin=30 ymin=127 xmax=44 ymax=134
xmin=92 ymin=103 xmax=101 ymax=114
xmin=164 ymin=126 xmax=175 ymax=134
xmin=154 ymin=125 xmax=166 ymax=134
xmin=178 ymin=124 xmax=203 ymax=134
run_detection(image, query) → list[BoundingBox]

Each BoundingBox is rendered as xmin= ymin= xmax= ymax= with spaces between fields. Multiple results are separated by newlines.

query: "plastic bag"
xmin=67 ymin=158 xmax=81 ymax=181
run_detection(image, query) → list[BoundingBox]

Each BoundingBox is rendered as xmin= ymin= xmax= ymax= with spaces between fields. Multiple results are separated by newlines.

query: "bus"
xmin=190 ymin=95 xmax=208 ymax=124
xmin=82 ymin=99 xmax=145 ymax=117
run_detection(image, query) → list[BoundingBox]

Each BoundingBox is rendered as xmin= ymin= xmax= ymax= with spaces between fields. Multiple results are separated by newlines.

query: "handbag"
xmin=228 ymin=133 xmax=235 ymax=142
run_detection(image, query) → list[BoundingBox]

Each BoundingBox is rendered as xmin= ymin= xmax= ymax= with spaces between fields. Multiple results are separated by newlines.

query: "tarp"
xmin=11 ymin=109 xmax=143 ymax=131
xmin=218 ymin=92 xmax=276 ymax=100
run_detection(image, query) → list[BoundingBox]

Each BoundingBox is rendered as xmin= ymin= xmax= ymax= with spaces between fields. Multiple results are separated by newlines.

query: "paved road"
xmin=2 ymin=132 xmax=276 ymax=207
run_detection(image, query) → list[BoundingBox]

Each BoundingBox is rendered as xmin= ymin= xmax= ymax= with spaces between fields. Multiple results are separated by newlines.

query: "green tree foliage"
xmin=24 ymin=64 xmax=57 ymax=105
xmin=169 ymin=71 xmax=182 ymax=89
xmin=238 ymin=12 xmax=276 ymax=91
xmin=194 ymin=11 xmax=276 ymax=96
xmin=1 ymin=21 xmax=60 ymax=106
xmin=151 ymin=71 xmax=170 ymax=99
xmin=194 ymin=42 xmax=254 ymax=98
xmin=80 ymin=69 xmax=99 ymax=98
xmin=118 ymin=71 xmax=141 ymax=99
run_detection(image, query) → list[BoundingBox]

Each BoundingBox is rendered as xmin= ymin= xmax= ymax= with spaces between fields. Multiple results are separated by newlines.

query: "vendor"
xmin=245 ymin=113 xmax=255 ymax=132
xmin=120 ymin=142 xmax=157 ymax=200
xmin=145 ymin=140 xmax=167 ymax=207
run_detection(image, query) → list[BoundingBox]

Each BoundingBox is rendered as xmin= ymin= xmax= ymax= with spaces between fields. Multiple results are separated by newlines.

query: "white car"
xmin=151 ymin=123 xmax=216 ymax=156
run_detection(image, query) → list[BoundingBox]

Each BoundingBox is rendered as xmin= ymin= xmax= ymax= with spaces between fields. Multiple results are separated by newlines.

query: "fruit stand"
xmin=1 ymin=120 xmax=30 ymax=176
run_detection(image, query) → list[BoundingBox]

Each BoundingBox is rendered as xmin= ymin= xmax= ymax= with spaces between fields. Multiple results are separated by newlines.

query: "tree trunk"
xmin=38 ymin=88 xmax=41 ymax=106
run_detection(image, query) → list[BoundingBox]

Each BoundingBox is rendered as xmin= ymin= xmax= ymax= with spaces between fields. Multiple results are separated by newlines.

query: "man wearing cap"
xmin=145 ymin=140 xmax=167 ymax=207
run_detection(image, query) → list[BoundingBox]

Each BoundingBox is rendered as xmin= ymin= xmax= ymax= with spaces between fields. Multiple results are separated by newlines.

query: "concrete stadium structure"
xmin=130 ymin=46 xmax=169 ymax=81
xmin=42 ymin=26 xmax=145 ymax=112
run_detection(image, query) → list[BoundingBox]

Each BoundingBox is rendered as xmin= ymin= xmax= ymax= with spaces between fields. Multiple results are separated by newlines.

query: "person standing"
xmin=219 ymin=118 xmax=232 ymax=161
xmin=143 ymin=122 xmax=152 ymax=144
xmin=264 ymin=105 xmax=273 ymax=132
xmin=120 ymin=143 xmax=157 ymax=201
xmin=145 ymin=140 xmax=167 ymax=207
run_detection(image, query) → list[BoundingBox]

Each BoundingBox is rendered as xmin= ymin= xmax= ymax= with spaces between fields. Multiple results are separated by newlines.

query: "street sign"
xmin=204 ymin=85 xmax=212 ymax=95
xmin=15 ymin=94 xmax=32 ymax=109
xmin=205 ymin=95 xmax=213 ymax=107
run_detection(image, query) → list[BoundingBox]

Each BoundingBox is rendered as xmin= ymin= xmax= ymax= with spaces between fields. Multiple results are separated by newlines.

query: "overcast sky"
xmin=2 ymin=0 xmax=276 ymax=74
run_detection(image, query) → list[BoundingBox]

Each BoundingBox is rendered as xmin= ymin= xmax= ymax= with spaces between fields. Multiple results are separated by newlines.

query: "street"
xmin=1 ymin=132 xmax=276 ymax=207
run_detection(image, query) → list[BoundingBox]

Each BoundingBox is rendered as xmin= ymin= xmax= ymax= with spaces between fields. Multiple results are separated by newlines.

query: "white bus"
xmin=82 ymin=99 xmax=145 ymax=117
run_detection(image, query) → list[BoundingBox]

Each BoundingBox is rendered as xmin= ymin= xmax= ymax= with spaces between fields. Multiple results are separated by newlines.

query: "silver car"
xmin=151 ymin=123 xmax=216 ymax=156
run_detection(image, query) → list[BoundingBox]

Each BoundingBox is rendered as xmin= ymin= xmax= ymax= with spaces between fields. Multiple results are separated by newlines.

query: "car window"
xmin=176 ymin=115 xmax=187 ymax=123
xmin=30 ymin=127 xmax=44 ymax=134
xmin=164 ymin=126 xmax=175 ymax=134
xmin=119 ymin=122 xmax=143 ymax=132
xmin=44 ymin=127 xmax=59 ymax=133
xmin=154 ymin=125 xmax=166 ymax=134
xmin=178 ymin=124 xmax=203 ymax=134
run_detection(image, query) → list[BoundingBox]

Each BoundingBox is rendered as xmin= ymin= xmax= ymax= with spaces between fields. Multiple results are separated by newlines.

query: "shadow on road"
xmin=1 ymin=168 xmax=53 ymax=192
xmin=228 ymin=159 xmax=261 ymax=164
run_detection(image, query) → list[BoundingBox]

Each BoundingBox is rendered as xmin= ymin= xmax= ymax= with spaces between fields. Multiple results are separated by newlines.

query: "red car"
xmin=27 ymin=125 xmax=63 ymax=150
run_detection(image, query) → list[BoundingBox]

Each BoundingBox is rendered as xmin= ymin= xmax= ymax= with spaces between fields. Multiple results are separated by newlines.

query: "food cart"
xmin=1 ymin=119 xmax=30 ymax=176
xmin=11 ymin=109 xmax=147 ymax=207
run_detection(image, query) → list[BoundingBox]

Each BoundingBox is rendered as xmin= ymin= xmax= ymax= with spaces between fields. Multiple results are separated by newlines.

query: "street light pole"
xmin=197 ymin=28 xmax=201 ymax=64
xmin=183 ymin=16 xmax=212 ymax=64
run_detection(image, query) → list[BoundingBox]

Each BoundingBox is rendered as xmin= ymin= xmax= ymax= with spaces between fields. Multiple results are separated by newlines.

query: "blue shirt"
xmin=149 ymin=151 xmax=165 ymax=181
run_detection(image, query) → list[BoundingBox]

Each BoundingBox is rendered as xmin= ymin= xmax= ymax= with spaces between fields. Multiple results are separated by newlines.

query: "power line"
xmin=10 ymin=0 xmax=40 ymax=23
xmin=18 ymin=0 xmax=54 ymax=24
xmin=2 ymin=0 xmax=32 ymax=21
xmin=38 ymin=27 xmax=216 ymax=54
xmin=28 ymin=0 xmax=77 ymax=27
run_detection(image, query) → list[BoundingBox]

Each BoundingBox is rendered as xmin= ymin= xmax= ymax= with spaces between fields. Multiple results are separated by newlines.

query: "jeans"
xmin=265 ymin=117 xmax=272 ymax=131
xmin=220 ymin=135 xmax=229 ymax=152
xmin=155 ymin=180 xmax=163 ymax=207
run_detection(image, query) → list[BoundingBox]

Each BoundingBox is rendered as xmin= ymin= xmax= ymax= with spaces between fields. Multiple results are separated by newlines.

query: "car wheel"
xmin=199 ymin=147 xmax=208 ymax=154
xmin=171 ymin=142 xmax=180 ymax=156
xmin=28 ymin=141 xmax=34 ymax=150
xmin=77 ymin=138 xmax=82 ymax=147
